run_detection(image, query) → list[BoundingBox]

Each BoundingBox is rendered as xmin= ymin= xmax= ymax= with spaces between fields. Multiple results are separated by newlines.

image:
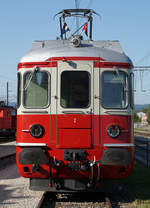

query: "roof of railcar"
xmin=20 ymin=40 xmax=132 ymax=65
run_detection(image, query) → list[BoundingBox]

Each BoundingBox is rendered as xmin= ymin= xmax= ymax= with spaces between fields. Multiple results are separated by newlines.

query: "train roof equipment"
xmin=20 ymin=9 xmax=132 ymax=66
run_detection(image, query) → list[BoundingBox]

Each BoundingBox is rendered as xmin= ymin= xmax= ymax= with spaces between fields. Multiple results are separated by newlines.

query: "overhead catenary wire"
xmin=135 ymin=50 xmax=150 ymax=65
xmin=133 ymin=65 xmax=150 ymax=93
xmin=134 ymin=51 xmax=150 ymax=92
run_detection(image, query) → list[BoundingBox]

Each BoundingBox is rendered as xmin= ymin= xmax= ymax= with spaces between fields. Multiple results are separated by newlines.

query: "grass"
xmin=122 ymin=162 xmax=150 ymax=207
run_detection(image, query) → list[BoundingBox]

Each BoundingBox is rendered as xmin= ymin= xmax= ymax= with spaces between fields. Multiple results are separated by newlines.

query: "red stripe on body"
xmin=18 ymin=61 xmax=57 ymax=70
xmin=94 ymin=61 xmax=133 ymax=69
xmin=18 ymin=56 xmax=133 ymax=70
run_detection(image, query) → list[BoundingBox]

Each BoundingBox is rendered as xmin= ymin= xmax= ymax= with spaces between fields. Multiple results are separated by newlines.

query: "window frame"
xmin=17 ymin=72 xmax=21 ymax=109
xmin=101 ymin=70 xmax=129 ymax=110
xmin=23 ymin=70 xmax=50 ymax=109
xmin=130 ymin=72 xmax=134 ymax=109
xmin=60 ymin=70 xmax=91 ymax=109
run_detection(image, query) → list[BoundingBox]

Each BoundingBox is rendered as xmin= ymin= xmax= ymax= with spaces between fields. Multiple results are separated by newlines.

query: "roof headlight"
xmin=30 ymin=124 xmax=44 ymax=138
xmin=107 ymin=125 xmax=120 ymax=138
xmin=70 ymin=35 xmax=81 ymax=47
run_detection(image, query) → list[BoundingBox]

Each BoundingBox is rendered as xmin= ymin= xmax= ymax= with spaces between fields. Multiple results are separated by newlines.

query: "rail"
xmin=135 ymin=136 xmax=150 ymax=167
xmin=36 ymin=192 xmax=113 ymax=208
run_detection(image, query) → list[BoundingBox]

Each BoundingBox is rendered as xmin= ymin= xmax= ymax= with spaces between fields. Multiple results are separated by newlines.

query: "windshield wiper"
xmin=24 ymin=66 xmax=39 ymax=91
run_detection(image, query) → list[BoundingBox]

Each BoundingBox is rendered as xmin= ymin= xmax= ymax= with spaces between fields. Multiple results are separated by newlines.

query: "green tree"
xmin=134 ymin=112 xmax=141 ymax=122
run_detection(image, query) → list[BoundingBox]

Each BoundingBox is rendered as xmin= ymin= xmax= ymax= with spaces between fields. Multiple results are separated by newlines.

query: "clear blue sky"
xmin=0 ymin=0 xmax=150 ymax=104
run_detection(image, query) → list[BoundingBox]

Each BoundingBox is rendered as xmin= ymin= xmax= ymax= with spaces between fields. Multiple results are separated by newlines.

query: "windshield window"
xmin=61 ymin=71 xmax=90 ymax=108
xmin=102 ymin=71 xmax=128 ymax=109
xmin=23 ymin=71 xmax=49 ymax=108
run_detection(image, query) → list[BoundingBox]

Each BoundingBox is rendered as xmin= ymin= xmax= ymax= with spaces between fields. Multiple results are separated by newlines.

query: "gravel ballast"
xmin=0 ymin=163 xmax=44 ymax=208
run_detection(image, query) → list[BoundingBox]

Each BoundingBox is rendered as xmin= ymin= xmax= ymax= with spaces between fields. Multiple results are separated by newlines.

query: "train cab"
xmin=16 ymin=9 xmax=134 ymax=192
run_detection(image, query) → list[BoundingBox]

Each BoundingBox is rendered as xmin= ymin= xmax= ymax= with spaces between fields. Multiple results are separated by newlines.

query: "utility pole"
xmin=7 ymin=82 xmax=8 ymax=106
xmin=75 ymin=0 xmax=79 ymax=35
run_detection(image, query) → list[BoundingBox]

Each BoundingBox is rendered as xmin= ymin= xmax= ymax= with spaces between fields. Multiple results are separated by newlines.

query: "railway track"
xmin=36 ymin=192 xmax=113 ymax=208
xmin=134 ymin=130 xmax=150 ymax=138
xmin=0 ymin=153 xmax=16 ymax=169
xmin=0 ymin=153 xmax=16 ymax=160
xmin=105 ymin=196 xmax=112 ymax=208
xmin=0 ymin=136 xmax=16 ymax=141
xmin=36 ymin=192 xmax=56 ymax=208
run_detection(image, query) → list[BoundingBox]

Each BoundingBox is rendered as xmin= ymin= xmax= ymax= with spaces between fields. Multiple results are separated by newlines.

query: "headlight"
xmin=30 ymin=124 xmax=44 ymax=138
xmin=107 ymin=125 xmax=120 ymax=138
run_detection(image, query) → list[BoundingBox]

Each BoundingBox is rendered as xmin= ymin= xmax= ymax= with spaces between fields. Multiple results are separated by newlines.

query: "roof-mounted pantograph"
xmin=54 ymin=9 xmax=101 ymax=41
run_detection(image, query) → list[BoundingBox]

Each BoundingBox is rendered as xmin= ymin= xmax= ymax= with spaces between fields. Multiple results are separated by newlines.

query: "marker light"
xmin=30 ymin=124 xmax=44 ymax=138
xmin=107 ymin=125 xmax=120 ymax=138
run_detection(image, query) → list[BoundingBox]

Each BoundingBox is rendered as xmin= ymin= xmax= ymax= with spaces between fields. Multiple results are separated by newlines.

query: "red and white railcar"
xmin=16 ymin=9 xmax=134 ymax=192
xmin=0 ymin=105 xmax=16 ymax=137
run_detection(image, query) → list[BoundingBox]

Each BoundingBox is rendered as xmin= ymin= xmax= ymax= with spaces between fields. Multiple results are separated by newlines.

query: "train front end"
xmin=16 ymin=9 xmax=134 ymax=192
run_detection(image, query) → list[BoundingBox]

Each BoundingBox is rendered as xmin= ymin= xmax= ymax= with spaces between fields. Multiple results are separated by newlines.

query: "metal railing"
xmin=135 ymin=137 xmax=150 ymax=167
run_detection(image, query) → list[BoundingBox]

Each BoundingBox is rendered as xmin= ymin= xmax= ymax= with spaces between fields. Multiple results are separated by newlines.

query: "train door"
xmin=56 ymin=61 xmax=93 ymax=149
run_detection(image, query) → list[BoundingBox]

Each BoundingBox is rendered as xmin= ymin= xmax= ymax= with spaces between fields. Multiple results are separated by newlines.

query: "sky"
xmin=0 ymin=0 xmax=150 ymax=104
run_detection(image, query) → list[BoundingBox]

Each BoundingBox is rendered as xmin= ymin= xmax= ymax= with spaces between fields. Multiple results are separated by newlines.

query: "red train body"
xmin=16 ymin=9 xmax=134 ymax=192
xmin=0 ymin=106 xmax=16 ymax=136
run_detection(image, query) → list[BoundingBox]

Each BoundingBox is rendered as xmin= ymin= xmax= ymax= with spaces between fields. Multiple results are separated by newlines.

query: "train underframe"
xmin=17 ymin=145 xmax=134 ymax=192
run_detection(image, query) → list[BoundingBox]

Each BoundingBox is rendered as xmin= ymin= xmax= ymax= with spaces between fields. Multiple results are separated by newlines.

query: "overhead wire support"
xmin=133 ymin=66 xmax=150 ymax=71
xmin=133 ymin=66 xmax=150 ymax=92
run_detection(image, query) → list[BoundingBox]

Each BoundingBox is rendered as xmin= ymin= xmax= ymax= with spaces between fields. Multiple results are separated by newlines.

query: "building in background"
xmin=137 ymin=112 xmax=148 ymax=126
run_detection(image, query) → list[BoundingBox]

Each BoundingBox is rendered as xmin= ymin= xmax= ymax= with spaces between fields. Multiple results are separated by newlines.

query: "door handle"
xmin=52 ymin=95 xmax=58 ymax=99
